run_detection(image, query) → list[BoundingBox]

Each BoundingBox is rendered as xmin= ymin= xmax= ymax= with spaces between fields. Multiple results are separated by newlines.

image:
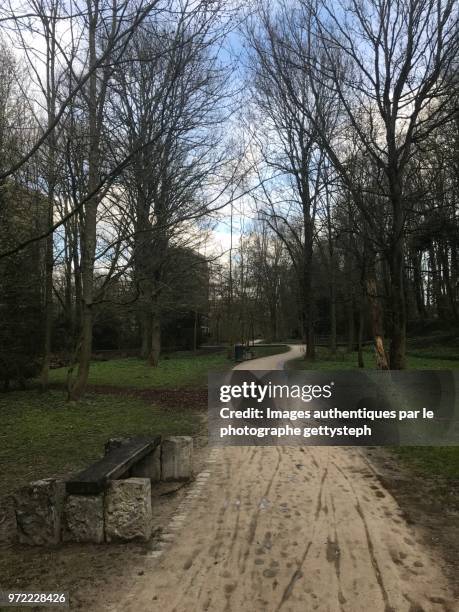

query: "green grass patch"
xmin=48 ymin=347 xmax=290 ymax=390
xmin=287 ymin=347 xmax=367 ymax=370
xmin=49 ymin=351 xmax=231 ymax=389
xmin=0 ymin=390 xmax=201 ymax=496
xmin=392 ymin=447 xmax=459 ymax=479
xmin=287 ymin=346 xmax=459 ymax=370
xmin=287 ymin=346 xmax=458 ymax=482
xmin=406 ymin=345 xmax=459 ymax=362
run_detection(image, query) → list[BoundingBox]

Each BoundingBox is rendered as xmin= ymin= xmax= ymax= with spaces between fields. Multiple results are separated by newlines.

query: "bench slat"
xmin=66 ymin=436 xmax=161 ymax=495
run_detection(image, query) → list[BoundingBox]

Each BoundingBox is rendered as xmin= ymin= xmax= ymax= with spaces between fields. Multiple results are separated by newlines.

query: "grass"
xmin=0 ymin=390 xmax=201 ymax=497
xmin=392 ymin=446 xmax=459 ymax=479
xmin=4 ymin=344 xmax=456 ymax=495
xmin=405 ymin=346 xmax=459 ymax=362
xmin=49 ymin=351 xmax=231 ymax=389
xmin=287 ymin=344 xmax=458 ymax=482
xmin=286 ymin=346 xmax=459 ymax=370
xmin=48 ymin=346 xmax=290 ymax=390
xmin=1 ymin=346 xmax=290 ymax=494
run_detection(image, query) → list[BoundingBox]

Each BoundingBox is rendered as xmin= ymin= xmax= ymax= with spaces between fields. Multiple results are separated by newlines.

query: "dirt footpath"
xmin=233 ymin=344 xmax=305 ymax=370
xmin=116 ymin=444 xmax=454 ymax=612
xmin=112 ymin=347 xmax=456 ymax=612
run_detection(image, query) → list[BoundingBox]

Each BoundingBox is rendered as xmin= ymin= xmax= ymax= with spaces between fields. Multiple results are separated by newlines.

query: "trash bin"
xmin=234 ymin=344 xmax=244 ymax=362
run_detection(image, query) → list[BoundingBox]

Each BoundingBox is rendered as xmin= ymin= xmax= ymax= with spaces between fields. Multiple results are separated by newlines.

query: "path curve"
xmin=233 ymin=344 xmax=305 ymax=371
xmin=115 ymin=345 xmax=455 ymax=612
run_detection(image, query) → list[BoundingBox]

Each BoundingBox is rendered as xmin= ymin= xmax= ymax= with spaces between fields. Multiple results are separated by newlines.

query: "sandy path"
xmin=116 ymin=348 xmax=456 ymax=612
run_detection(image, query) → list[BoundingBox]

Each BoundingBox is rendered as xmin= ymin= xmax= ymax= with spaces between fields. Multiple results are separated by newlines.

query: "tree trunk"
xmin=451 ymin=238 xmax=458 ymax=304
xmin=304 ymin=306 xmax=315 ymax=359
xmin=269 ymin=303 xmax=277 ymax=342
xmin=63 ymin=217 xmax=74 ymax=344
xmin=347 ymin=294 xmax=355 ymax=353
xmin=388 ymin=178 xmax=407 ymax=370
xmin=303 ymin=230 xmax=315 ymax=360
xmin=429 ymin=244 xmax=444 ymax=318
xmin=149 ymin=310 xmax=161 ymax=367
xmin=134 ymin=190 xmax=153 ymax=360
xmin=329 ymin=267 xmax=337 ymax=356
xmin=215 ymin=313 xmax=220 ymax=344
xmin=366 ymin=253 xmax=389 ymax=370
xmin=193 ymin=310 xmax=198 ymax=353
xmin=326 ymin=194 xmax=336 ymax=356
xmin=388 ymin=239 xmax=407 ymax=369
xmin=439 ymin=244 xmax=458 ymax=321
xmin=40 ymin=209 xmax=54 ymax=391
xmin=68 ymin=3 xmax=100 ymax=400
xmin=39 ymin=21 xmax=57 ymax=392
xmin=72 ymin=219 xmax=82 ymax=339
xmin=357 ymin=298 xmax=364 ymax=368
xmin=412 ymin=250 xmax=426 ymax=320
xmin=147 ymin=274 xmax=162 ymax=367
xmin=140 ymin=311 xmax=152 ymax=359
xmin=451 ymin=240 xmax=458 ymax=320
xmin=69 ymin=299 xmax=93 ymax=400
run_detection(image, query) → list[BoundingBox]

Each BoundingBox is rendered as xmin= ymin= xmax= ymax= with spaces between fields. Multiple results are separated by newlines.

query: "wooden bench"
xmin=66 ymin=436 xmax=161 ymax=495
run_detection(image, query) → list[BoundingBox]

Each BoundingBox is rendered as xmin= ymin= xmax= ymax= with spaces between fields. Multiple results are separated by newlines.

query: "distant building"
xmin=0 ymin=182 xmax=47 ymax=387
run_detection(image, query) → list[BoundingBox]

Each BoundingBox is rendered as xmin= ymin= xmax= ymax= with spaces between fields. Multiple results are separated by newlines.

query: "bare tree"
xmin=67 ymin=0 xmax=169 ymax=398
xmin=111 ymin=5 xmax=234 ymax=365
xmin=258 ymin=0 xmax=459 ymax=367
xmin=245 ymin=4 xmax=339 ymax=358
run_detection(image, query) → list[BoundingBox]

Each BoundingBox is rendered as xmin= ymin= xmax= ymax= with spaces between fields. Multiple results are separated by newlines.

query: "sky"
xmin=2 ymin=0 xmax=254 ymax=266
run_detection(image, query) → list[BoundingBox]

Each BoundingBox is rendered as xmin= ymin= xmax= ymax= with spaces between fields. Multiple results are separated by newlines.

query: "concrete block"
xmin=131 ymin=445 xmax=161 ymax=482
xmin=14 ymin=479 xmax=65 ymax=546
xmin=63 ymin=494 xmax=104 ymax=543
xmin=161 ymin=436 xmax=193 ymax=482
xmin=0 ymin=495 xmax=17 ymax=545
xmin=104 ymin=478 xmax=151 ymax=542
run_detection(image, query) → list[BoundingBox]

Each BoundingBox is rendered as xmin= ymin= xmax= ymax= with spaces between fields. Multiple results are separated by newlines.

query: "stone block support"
xmin=161 ymin=436 xmax=193 ymax=482
xmin=104 ymin=478 xmax=151 ymax=542
xmin=14 ymin=479 xmax=65 ymax=545
xmin=131 ymin=445 xmax=161 ymax=482
xmin=63 ymin=494 xmax=104 ymax=543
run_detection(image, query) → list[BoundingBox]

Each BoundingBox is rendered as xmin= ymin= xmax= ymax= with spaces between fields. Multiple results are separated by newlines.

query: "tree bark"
xmin=357 ymin=298 xmax=364 ymax=368
xmin=193 ymin=310 xmax=198 ymax=353
xmin=268 ymin=303 xmax=278 ymax=342
xmin=303 ymin=206 xmax=315 ymax=360
xmin=366 ymin=250 xmax=389 ymax=370
xmin=68 ymin=2 xmax=100 ymax=400
xmin=429 ymin=245 xmax=444 ymax=318
xmin=412 ymin=250 xmax=426 ymax=320
xmin=140 ymin=311 xmax=152 ymax=359
xmin=39 ymin=8 xmax=58 ymax=391
xmin=329 ymin=264 xmax=336 ymax=356
xmin=40 ymin=200 xmax=54 ymax=390
xmin=149 ymin=309 xmax=161 ymax=367
xmin=347 ymin=293 xmax=355 ymax=353
xmin=439 ymin=244 xmax=458 ymax=321
xmin=387 ymin=174 xmax=407 ymax=370
xmin=388 ymin=241 xmax=406 ymax=369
